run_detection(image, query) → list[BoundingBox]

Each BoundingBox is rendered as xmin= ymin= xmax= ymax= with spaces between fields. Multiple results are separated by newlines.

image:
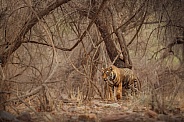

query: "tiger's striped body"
xmin=102 ymin=65 xmax=141 ymax=100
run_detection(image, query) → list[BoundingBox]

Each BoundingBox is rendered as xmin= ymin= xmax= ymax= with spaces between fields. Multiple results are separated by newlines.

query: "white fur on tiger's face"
xmin=102 ymin=66 xmax=116 ymax=86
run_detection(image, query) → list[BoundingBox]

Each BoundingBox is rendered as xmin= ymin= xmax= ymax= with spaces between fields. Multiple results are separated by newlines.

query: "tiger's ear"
xmin=101 ymin=68 xmax=104 ymax=72
xmin=109 ymin=66 xmax=113 ymax=71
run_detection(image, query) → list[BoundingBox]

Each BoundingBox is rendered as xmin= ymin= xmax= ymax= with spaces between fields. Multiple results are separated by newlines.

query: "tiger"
xmin=102 ymin=65 xmax=141 ymax=100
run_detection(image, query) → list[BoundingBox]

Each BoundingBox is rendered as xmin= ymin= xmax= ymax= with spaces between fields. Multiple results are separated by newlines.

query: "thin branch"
xmin=0 ymin=0 xmax=71 ymax=66
xmin=127 ymin=4 xmax=148 ymax=47
xmin=95 ymin=0 xmax=148 ymax=47
xmin=149 ymin=37 xmax=184 ymax=60
xmin=22 ymin=0 xmax=109 ymax=52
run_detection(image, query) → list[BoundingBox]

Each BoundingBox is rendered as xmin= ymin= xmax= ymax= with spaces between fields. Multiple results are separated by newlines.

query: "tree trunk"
xmin=77 ymin=1 xmax=132 ymax=68
xmin=0 ymin=0 xmax=71 ymax=67
xmin=0 ymin=0 xmax=71 ymax=111
xmin=95 ymin=18 xmax=128 ymax=68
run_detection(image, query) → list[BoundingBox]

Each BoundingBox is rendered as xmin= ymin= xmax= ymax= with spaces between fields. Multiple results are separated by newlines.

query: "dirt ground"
xmin=2 ymin=98 xmax=183 ymax=122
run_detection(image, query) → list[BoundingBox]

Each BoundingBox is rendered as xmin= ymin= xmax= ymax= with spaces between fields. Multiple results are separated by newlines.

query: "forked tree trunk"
xmin=78 ymin=1 xmax=132 ymax=68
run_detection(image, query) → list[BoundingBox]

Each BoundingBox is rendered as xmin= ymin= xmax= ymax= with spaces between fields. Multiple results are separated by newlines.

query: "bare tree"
xmin=0 ymin=0 xmax=183 ymax=116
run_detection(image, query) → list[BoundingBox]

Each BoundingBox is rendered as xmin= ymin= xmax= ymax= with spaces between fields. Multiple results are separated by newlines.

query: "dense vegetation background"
xmin=0 ymin=0 xmax=184 ymax=121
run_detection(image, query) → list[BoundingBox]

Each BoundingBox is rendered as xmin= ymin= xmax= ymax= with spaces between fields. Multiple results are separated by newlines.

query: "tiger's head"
xmin=102 ymin=66 xmax=116 ymax=85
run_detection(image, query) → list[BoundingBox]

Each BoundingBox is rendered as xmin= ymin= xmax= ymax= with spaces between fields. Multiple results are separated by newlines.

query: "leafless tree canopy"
xmin=0 ymin=0 xmax=184 ymax=117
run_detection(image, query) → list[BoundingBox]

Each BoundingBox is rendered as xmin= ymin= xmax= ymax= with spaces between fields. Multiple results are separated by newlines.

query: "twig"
xmin=0 ymin=65 xmax=5 ymax=80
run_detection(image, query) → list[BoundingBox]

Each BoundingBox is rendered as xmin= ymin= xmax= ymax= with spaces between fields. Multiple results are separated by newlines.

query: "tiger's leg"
xmin=130 ymin=79 xmax=139 ymax=96
xmin=108 ymin=85 xmax=114 ymax=100
xmin=113 ymin=87 xmax=117 ymax=101
xmin=122 ymin=88 xmax=126 ymax=96
xmin=122 ymin=82 xmax=129 ymax=97
xmin=134 ymin=80 xmax=138 ymax=95
xmin=116 ymin=82 xmax=122 ymax=100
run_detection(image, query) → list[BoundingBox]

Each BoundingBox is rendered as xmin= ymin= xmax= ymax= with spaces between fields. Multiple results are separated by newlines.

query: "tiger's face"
xmin=102 ymin=66 xmax=116 ymax=85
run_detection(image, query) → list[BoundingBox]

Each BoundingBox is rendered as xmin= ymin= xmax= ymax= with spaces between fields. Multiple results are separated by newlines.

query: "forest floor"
xmin=2 ymin=97 xmax=184 ymax=122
